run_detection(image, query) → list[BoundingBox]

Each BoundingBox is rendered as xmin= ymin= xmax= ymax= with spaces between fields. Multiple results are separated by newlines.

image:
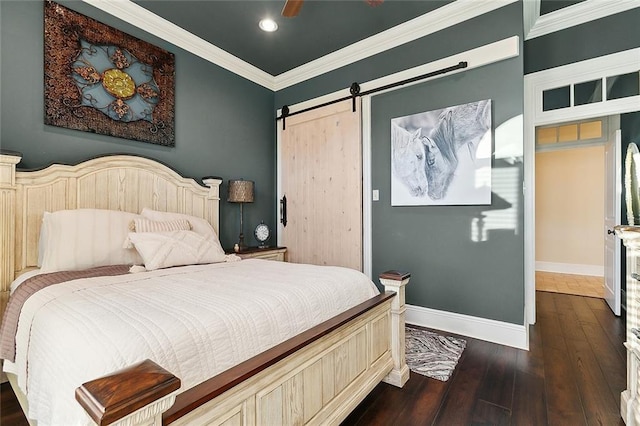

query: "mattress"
xmin=2 ymin=259 xmax=379 ymax=425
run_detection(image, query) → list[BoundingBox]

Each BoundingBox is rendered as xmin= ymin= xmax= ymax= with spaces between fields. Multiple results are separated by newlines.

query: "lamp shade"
xmin=227 ymin=179 xmax=255 ymax=203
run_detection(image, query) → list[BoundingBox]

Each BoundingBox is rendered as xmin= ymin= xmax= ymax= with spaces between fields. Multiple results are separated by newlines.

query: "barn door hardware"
xmin=350 ymin=82 xmax=360 ymax=112
xmin=280 ymin=195 xmax=288 ymax=227
xmin=276 ymin=61 xmax=467 ymax=124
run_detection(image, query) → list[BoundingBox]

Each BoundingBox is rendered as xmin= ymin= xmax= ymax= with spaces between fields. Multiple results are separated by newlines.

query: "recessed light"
xmin=259 ymin=19 xmax=278 ymax=32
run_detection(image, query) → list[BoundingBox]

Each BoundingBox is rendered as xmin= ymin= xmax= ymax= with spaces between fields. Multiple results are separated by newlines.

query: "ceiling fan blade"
xmin=282 ymin=0 xmax=304 ymax=17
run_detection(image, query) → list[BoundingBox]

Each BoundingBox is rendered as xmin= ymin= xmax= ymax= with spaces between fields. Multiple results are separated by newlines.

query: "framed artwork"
xmin=44 ymin=0 xmax=175 ymax=146
xmin=391 ymin=99 xmax=492 ymax=206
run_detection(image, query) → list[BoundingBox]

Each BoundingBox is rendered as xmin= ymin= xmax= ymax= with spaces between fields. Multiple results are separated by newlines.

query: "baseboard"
xmin=406 ymin=304 xmax=529 ymax=350
xmin=535 ymin=261 xmax=604 ymax=277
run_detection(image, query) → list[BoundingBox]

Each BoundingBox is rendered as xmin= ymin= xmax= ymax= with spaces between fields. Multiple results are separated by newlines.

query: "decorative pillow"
xmin=130 ymin=218 xmax=192 ymax=233
xmin=39 ymin=209 xmax=144 ymax=273
xmin=140 ymin=208 xmax=224 ymax=253
xmin=124 ymin=218 xmax=193 ymax=249
xmin=128 ymin=230 xmax=226 ymax=270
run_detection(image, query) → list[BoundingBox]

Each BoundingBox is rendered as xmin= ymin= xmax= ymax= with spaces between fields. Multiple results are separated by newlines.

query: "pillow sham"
xmin=140 ymin=208 xmax=224 ymax=253
xmin=130 ymin=218 xmax=192 ymax=233
xmin=124 ymin=217 xmax=193 ymax=249
xmin=39 ymin=209 xmax=144 ymax=273
xmin=128 ymin=230 xmax=226 ymax=270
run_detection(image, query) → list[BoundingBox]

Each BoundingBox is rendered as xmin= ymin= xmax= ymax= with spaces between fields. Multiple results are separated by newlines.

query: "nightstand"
xmin=227 ymin=247 xmax=287 ymax=262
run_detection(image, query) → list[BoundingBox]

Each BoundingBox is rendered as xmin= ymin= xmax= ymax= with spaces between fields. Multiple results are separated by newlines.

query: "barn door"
xmin=278 ymin=99 xmax=362 ymax=270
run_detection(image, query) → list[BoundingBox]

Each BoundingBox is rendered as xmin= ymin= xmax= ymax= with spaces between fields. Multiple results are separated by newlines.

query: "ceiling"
xmin=132 ymin=0 xmax=452 ymax=76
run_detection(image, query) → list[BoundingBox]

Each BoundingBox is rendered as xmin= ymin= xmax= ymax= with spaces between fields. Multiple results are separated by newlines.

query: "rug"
xmin=405 ymin=327 xmax=466 ymax=381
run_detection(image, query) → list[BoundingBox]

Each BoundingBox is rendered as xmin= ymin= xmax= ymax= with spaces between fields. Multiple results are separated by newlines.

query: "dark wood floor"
xmin=1 ymin=291 xmax=626 ymax=425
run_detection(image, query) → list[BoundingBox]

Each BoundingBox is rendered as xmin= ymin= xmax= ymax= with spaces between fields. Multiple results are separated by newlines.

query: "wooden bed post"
xmin=379 ymin=270 xmax=410 ymax=388
xmin=0 ymin=152 xmax=21 ymax=317
xmin=75 ymin=359 xmax=180 ymax=426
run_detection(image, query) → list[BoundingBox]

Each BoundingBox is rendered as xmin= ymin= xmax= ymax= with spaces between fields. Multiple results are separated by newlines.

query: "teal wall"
xmin=524 ymin=7 xmax=640 ymax=74
xmin=0 ymin=0 xmax=276 ymax=250
xmin=276 ymin=3 xmax=525 ymax=325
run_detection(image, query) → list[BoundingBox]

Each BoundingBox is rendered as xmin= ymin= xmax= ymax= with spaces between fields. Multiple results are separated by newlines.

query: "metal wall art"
xmin=391 ymin=99 xmax=493 ymax=206
xmin=44 ymin=1 xmax=175 ymax=146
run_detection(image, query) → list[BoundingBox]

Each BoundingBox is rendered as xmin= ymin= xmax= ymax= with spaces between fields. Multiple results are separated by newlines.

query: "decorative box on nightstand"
xmin=227 ymin=247 xmax=287 ymax=262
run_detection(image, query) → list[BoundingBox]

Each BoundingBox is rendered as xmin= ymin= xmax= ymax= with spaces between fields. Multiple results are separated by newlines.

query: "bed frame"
xmin=0 ymin=152 xmax=409 ymax=426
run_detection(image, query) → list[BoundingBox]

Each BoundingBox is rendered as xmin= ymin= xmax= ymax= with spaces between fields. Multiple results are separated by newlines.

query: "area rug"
xmin=405 ymin=327 xmax=466 ymax=381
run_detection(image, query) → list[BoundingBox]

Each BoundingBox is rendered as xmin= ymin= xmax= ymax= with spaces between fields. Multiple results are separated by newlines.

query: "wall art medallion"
xmin=391 ymin=99 xmax=492 ymax=206
xmin=44 ymin=0 xmax=175 ymax=146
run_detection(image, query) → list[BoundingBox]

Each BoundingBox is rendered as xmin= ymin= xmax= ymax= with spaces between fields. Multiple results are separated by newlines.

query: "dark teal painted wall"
xmin=524 ymin=8 xmax=640 ymax=74
xmin=0 ymin=0 xmax=276 ymax=250
xmin=276 ymin=3 xmax=525 ymax=325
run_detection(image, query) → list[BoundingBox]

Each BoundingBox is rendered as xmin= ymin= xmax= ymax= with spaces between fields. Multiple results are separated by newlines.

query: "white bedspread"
xmin=3 ymin=259 xmax=379 ymax=426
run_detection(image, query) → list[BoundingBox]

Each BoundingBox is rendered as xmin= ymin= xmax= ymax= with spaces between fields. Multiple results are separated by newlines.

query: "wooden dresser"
xmin=227 ymin=247 xmax=287 ymax=262
xmin=616 ymin=226 xmax=640 ymax=425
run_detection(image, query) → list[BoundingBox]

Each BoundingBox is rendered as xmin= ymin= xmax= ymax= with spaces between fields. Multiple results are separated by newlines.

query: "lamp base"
xmin=237 ymin=232 xmax=247 ymax=251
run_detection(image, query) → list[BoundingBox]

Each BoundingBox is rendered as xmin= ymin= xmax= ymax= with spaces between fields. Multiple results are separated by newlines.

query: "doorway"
xmin=524 ymin=47 xmax=639 ymax=325
xmin=534 ymin=117 xmax=616 ymax=300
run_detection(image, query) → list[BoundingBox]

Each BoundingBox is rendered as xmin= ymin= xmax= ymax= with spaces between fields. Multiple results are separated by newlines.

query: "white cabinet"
xmin=616 ymin=226 xmax=640 ymax=425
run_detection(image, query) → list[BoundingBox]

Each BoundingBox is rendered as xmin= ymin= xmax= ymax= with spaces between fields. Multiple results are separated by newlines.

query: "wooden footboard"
xmin=75 ymin=272 xmax=410 ymax=426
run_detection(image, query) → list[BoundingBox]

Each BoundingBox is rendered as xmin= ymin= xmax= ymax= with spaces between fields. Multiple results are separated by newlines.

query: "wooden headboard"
xmin=0 ymin=153 xmax=221 ymax=312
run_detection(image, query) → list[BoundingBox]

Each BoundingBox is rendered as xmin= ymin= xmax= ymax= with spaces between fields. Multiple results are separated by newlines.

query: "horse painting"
xmin=391 ymin=99 xmax=492 ymax=205
xmin=391 ymin=123 xmax=428 ymax=197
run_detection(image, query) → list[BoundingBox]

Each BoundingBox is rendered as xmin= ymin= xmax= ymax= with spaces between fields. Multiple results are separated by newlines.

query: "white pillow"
xmin=140 ymin=208 xmax=224 ymax=252
xmin=124 ymin=218 xmax=193 ymax=249
xmin=130 ymin=218 xmax=192 ymax=233
xmin=39 ymin=209 xmax=144 ymax=273
xmin=128 ymin=230 xmax=226 ymax=270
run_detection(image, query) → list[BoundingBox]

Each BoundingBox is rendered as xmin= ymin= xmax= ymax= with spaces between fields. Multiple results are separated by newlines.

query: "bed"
xmin=0 ymin=152 xmax=410 ymax=426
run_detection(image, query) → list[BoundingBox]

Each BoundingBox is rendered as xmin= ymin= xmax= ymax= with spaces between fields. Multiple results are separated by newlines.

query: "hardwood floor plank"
xmin=475 ymin=343 xmax=517 ymax=410
xmin=0 ymin=382 xmax=29 ymax=426
xmin=431 ymin=340 xmax=498 ymax=425
xmin=512 ymin=370 xmax=548 ymax=426
xmin=470 ymin=399 xmax=511 ymax=425
xmin=392 ymin=375 xmax=448 ymax=426
xmin=580 ymin=320 xmax=626 ymax=401
xmin=516 ymin=325 xmax=544 ymax=377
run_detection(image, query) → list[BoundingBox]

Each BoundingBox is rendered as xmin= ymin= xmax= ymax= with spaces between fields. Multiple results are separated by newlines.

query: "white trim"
xmin=528 ymin=48 xmax=640 ymax=126
xmin=536 ymin=261 xmax=604 ymax=277
xmin=80 ymin=0 xmax=517 ymax=91
xmin=406 ymin=304 xmax=529 ymax=350
xmin=526 ymin=0 xmax=640 ymax=41
xmin=524 ymin=47 xmax=640 ymax=326
xmin=523 ymin=0 xmax=540 ymax=39
xmin=276 ymin=111 xmax=283 ymax=247
xmin=273 ymin=0 xmax=517 ymax=91
xmin=362 ymin=96 xmax=373 ymax=279
xmin=282 ymin=36 xmax=520 ymax=116
xmin=81 ymin=0 xmax=275 ymax=90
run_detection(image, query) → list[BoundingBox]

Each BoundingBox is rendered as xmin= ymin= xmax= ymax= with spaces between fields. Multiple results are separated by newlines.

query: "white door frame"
xmin=524 ymin=47 xmax=640 ymax=325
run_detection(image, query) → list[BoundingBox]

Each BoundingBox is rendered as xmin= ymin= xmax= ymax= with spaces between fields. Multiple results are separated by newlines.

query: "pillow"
xmin=39 ymin=209 xmax=144 ymax=273
xmin=130 ymin=218 xmax=192 ymax=233
xmin=140 ymin=208 xmax=224 ymax=253
xmin=124 ymin=218 xmax=193 ymax=248
xmin=128 ymin=230 xmax=226 ymax=270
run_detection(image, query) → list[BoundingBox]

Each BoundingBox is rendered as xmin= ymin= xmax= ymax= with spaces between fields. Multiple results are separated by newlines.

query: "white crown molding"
xmin=80 ymin=0 xmax=275 ymax=90
xmin=273 ymin=0 xmax=518 ymax=91
xmin=406 ymin=304 xmax=529 ymax=350
xmin=81 ymin=0 xmax=516 ymax=92
xmin=526 ymin=0 xmax=640 ymax=41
